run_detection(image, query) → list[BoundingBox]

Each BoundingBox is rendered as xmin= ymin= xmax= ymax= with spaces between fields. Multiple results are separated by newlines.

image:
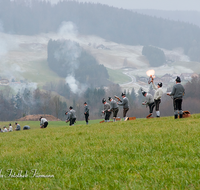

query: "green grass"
xmin=21 ymin=60 xmax=63 ymax=86
xmin=0 ymin=115 xmax=200 ymax=189
xmin=107 ymin=68 xmax=132 ymax=84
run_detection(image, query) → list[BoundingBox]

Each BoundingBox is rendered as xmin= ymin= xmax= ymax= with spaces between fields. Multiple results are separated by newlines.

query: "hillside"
xmin=133 ymin=10 xmax=200 ymax=28
xmin=0 ymin=115 xmax=200 ymax=189
xmin=1 ymin=1 xmax=200 ymax=62
xmin=0 ymin=31 xmax=197 ymax=93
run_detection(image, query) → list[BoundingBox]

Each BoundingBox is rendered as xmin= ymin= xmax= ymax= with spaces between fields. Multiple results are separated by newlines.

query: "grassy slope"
xmin=0 ymin=115 xmax=200 ymax=189
xmin=21 ymin=60 xmax=62 ymax=86
xmin=107 ymin=68 xmax=132 ymax=84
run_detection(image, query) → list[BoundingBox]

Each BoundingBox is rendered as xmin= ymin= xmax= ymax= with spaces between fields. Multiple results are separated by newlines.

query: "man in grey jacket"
xmin=167 ymin=76 xmax=185 ymax=119
xmin=118 ymin=93 xmax=129 ymax=121
xmin=142 ymin=91 xmax=155 ymax=118
xmin=15 ymin=122 xmax=21 ymax=131
xmin=102 ymin=98 xmax=111 ymax=122
xmin=84 ymin=102 xmax=89 ymax=125
xmin=68 ymin=106 xmax=76 ymax=126
xmin=108 ymin=97 xmax=119 ymax=122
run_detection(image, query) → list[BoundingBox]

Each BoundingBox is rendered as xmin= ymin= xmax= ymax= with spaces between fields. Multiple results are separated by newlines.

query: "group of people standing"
xmin=142 ymin=76 xmax=185 ymax=119
xmin=102 ymin=92 xmax=129 ymax=122
xmin=64 ymin=76 xmax=185 ymax=126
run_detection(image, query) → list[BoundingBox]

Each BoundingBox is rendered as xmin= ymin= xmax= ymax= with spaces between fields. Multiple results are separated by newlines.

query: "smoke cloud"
xmin=58 ymin=21 xmax=78 ymax=38
xmin=65 ymin=75 xmax=79 ymax=94
xmin=57 ymin=21 xmax=86 ymax=94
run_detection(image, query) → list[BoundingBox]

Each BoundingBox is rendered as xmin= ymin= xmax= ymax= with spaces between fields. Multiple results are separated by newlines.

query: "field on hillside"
xmin=0 ymin=115 xmax=200 ymax=189
xmin=107 ymin=68 xmax=132 ymax=84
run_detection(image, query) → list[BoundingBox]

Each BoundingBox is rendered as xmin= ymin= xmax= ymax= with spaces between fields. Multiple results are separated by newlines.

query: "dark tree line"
xmin=1 ymin=0 xmax=200 ymax=61
xmin=142 ymin=46 xmax=166 ymax=67
xmin=47 ymin=39 xmax=110 ymax=87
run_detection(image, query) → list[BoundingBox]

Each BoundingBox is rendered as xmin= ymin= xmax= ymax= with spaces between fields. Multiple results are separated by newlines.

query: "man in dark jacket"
xmin=84 ymin=102 xmax=89 ymax=125
xmin=167 ymin=76 xmax=185 ymax=119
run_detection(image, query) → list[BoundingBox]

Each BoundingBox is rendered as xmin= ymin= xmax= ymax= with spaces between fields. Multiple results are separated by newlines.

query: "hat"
xmin=102 ymin=98 xmax=106 ymax=103
xmin=108 ymin=97 xmax=112 ymax=101
xmin=142 ymin=91 xmax=147 ymax=96
xmin=175 ymin=76 xmax=181 ymax=82
xmin=69 ymin=106 xmax=73 ymax=109
xmin=3 ymin=126 xmax=6 ymax=128
xmin=84 ymin=102 xmax=87 ymax=104
xmin=121 ymin=93 xmax=125 ymax=96
xmin=158 ymin=82 xmax=162 ymax=87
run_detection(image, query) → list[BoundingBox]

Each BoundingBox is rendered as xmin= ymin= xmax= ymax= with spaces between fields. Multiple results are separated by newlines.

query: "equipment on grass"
xmin=146 ymin=113 xmax=152 ymax=119
xmin=126 ymin=117 xmax=136 ymax=121
xmin=182 ymin=110 xmax=191 ymax=118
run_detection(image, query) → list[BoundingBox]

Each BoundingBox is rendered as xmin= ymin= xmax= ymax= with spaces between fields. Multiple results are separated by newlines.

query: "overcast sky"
xmin=49 ymin=0 xmax=200 ymax=11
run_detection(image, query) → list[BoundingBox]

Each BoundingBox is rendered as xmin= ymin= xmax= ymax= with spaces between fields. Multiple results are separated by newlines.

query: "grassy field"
xmin=0 ymin=115 xmax=200 ymax=189
xmin=107 ymin=68 xmax=132 ymax=84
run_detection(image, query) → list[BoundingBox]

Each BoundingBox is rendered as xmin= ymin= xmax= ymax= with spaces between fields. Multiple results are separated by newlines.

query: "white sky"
xmin=49 ymin=0 xmax=200 ymax=11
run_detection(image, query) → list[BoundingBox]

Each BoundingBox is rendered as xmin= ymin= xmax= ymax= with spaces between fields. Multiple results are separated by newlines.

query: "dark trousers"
xmin=105 ymin=111 xmax=111 ymax=121
xmin=173 ymin=98 xmax=183 ymax=118
xmin=85 ymin=114 xmax=89 ymax=123
xmin=112 ymin=108 xmax=119 ymax=118
xmin=123 ymin=108 xmax=129 ymax=117
xmin=44 ymin=121 xmax=48 ymax=128
xmin=173 ymin=98 xmax=182 ymax=111
xmin=69 ymin=118 xmax=76 ymax=126
xmin=154 ymin=99 xmax=161 ymax=111
xmin=148 ymin=102 xmax=155 ymax=114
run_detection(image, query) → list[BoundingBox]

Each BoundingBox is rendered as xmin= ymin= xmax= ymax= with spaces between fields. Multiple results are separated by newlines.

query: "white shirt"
xmin=152 ymin=83 xmax=163 ymax=100
xmin=9 ymin=126 xmax=13 ymax=132
xmin=3 ymin=128 xmax=8 ymax=132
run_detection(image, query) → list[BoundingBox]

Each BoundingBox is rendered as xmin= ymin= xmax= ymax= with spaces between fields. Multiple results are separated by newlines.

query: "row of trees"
xmin=1 ymin=0 xmax=200 ymax=61
xmin=142 ymin=46 xmax=166 ymax=67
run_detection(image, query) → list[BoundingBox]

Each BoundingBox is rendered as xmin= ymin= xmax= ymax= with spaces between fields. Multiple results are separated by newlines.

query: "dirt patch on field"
xmin=17 ymin=114 xmax=60 ymax=121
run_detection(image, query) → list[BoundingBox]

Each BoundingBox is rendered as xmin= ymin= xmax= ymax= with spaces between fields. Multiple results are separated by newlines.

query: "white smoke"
xmin=9 ymin=82 xmax=37 ymax=94
xmin=58 ymin=21 xmax=78 ymax=39
xmin=65 ymin=75 xmax=79 ymax=94
xmin=57 ymin=21 xmax=87 ymax=95
xmin=54 ymin=40 xmax=82 ymax=73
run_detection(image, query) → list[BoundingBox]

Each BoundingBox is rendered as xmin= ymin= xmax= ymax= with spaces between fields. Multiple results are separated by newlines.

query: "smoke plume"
xmin=57 ymin=21 xmax=86 ymax=94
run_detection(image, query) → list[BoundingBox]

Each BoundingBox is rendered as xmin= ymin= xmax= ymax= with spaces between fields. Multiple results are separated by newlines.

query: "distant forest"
xmin=1 ymin=0 xmax=200 ymax=61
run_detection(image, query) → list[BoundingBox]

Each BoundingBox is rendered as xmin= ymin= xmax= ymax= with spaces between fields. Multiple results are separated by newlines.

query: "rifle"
xmin=114 ymin=95 xmax=122 ymax=102
xmin=148 ymin=75 xmax=154 ymax=84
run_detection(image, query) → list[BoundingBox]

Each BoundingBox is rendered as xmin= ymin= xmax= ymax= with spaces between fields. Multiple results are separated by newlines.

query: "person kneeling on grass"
xmin=23 ymin=125 xmax=30 ymax=130
xmin=39 ymin=116 xmax=48 ymax=128
xmin=15 ymin=122 xmax=21 ymax=131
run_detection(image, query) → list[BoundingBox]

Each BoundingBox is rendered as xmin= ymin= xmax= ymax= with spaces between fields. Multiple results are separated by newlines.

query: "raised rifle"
xmin=114 ymin=95 xmax=122 ymax=102
xmin=148 ymin=75 xmax=154 ymax=84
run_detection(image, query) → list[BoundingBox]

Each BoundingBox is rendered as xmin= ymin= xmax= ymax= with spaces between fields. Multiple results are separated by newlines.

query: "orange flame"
xmin=146 ymin=70 xmax=155 ymax=77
